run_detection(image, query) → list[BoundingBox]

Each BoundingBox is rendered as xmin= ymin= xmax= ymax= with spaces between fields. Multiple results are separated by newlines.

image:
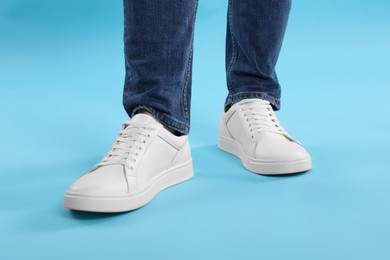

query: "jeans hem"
xmin=131 ymin=105 xmax=190 ymax=135
xmin=225 ymin=92 xmax=281 ymax=110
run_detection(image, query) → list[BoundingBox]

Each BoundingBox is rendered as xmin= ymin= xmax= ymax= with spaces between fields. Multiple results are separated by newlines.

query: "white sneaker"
xmin=218 ymin=98 xmax=312 ymax=175
xmin=64 ymin=114 xmax=194 ymax=212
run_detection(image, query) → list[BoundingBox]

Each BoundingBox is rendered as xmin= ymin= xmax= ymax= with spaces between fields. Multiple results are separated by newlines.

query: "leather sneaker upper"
xmin=66 ymin=114 xmax=190 ymax=197
xmin=220 ymin=98 xmax=311 ymax=163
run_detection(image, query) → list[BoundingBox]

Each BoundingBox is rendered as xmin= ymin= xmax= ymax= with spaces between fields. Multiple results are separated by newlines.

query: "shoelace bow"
xmin=97 ymin=120 xmax=155 ymax=168
xmin=240 ymin=100 xmax=286 ymax=139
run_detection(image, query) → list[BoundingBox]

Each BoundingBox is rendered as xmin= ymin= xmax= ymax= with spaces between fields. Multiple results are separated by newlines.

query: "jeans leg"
xmin=225 ymin=0 xmax=291 ymax=110
xmin=123 ymin=0 xmax=198 ymax=135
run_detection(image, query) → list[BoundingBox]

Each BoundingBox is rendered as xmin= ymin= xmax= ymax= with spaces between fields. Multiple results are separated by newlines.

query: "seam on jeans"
xmin=123 ymin=29 xmax=131 ymax=100
xmin=181 ymin=0 xmax=199 ymax=123
xmin=226 ymin=0 xmax=238 ymax=92
xmin=131 ymin=105 xmax=189 ymax=134
xmin=182 ymin=43 xmax=193 ymax=121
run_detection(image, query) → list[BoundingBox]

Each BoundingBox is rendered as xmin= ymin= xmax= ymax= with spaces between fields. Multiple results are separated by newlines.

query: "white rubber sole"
xmin=64 ymin=160 xmax=194 ymax=213
xmin=218 ymin=135 xmax=312 ymax=175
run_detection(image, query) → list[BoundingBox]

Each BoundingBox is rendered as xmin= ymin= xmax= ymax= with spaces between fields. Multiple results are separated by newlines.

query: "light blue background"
xmin=1 ymin=0 xmax=389 ymax=259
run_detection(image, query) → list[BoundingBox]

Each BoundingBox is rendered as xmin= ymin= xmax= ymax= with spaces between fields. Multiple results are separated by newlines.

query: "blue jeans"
xmin=123 ymin=0 xmax=291 ymax=135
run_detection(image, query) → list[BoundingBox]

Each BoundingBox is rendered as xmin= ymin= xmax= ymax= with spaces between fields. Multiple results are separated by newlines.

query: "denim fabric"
xmin=123 ymin=0 xmax=291 ymax=135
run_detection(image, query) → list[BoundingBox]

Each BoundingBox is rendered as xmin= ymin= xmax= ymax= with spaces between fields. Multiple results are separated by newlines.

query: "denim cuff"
xmin=225 ymin=91 xmax=281 ymax=111
xmin=131 ymin=105 xmax=190 ymax=135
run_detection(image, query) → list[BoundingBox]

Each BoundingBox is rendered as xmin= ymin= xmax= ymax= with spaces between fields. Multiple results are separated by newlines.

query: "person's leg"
xmin=225 ymin=0 xmax=291 ymax=110
xmin=219 ymin=0 xmax=312 ymax=175
xmin=64 ymin=0 xmax=199 ymax=212
xmin=123 ymin=0 xmax=199 ymax=135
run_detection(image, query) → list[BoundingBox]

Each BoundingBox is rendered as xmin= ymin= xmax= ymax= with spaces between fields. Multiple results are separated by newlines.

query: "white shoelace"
xmin=97 ymin=120 xmax=155 ymax=169
xmin=239 ymin=99 xmax=287 ymax=139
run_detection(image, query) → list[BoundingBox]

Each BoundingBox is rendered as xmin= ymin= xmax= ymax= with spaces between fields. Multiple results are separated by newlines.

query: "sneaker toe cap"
xmin=255 ymin=133 xmax=310 ymax=162
xmin=66 ymin=165 xmax=128 ymax=197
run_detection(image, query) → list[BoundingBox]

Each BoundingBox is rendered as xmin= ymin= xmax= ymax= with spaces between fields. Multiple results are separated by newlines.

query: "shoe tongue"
xmin=131 ymin=113 xmax=158 ymax=125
